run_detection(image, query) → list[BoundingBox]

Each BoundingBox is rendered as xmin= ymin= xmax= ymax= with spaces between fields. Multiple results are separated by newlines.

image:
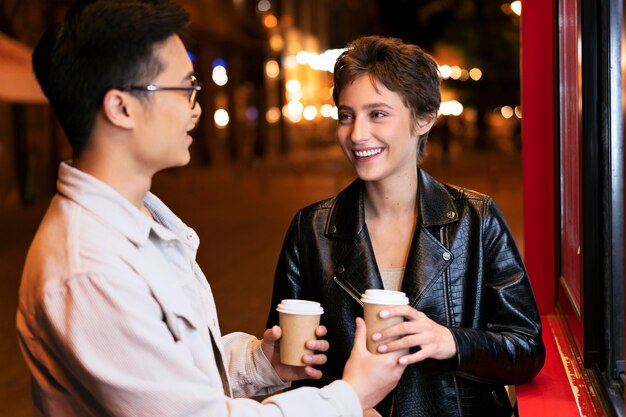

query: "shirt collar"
xmin=144 ymin=192 xmax=200 ymax=251
xmin=56 ymin=162 xmax=199 ymax=250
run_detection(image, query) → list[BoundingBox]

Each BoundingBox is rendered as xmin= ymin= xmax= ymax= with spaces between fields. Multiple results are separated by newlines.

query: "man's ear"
xmin=102 ymin=89 xmax=135 ymax=129
xmin=414 ymin=112 xmax=437 ymax=137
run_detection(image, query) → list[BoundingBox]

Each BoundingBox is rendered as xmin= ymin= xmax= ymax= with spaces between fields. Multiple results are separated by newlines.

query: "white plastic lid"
xmin=360 ymin=289 xmax=409 ymax=305
xmin=276 ymin=299 xmax=324 ymax=315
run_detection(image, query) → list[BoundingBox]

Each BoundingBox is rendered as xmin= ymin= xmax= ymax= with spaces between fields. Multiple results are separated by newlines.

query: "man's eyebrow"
xmin=181 ymin=71 xmax=195 ymax=83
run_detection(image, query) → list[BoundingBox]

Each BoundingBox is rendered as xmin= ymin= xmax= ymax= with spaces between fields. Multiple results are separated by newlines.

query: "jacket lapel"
xmin=402 ymin=168 xmax=458 ymax=307
xmin=326 ymin=180 xmax=383 ymax=305
xmin=402 ymin=223 xmax=451 ymax=307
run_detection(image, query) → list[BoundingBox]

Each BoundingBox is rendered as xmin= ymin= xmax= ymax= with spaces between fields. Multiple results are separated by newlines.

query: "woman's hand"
xmin=261 ymin=325 xmax=329 ymax=381
xmin=372 ymin=306 xmax=457 ymax=365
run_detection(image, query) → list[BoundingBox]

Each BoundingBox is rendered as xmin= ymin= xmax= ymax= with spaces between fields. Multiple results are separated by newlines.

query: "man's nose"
xmin=192 ymin=101 xmax=202 ymax=119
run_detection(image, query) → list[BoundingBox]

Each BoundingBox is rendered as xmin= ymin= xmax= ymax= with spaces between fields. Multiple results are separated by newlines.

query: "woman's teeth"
xmin=354 ymin=148 xmax=382 ymax=157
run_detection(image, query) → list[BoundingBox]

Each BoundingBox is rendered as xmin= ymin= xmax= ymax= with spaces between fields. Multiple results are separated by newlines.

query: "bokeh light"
xmin=214 ymin=109 xmax=229 ymax=127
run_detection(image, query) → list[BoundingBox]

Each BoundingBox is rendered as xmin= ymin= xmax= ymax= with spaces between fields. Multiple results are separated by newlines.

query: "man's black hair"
xmin=32 ymin=0 xmax=190 ymax=157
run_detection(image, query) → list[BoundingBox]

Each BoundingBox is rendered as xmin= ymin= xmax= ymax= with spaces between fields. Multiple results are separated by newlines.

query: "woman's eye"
xmin=338 ymin=113 xmax=353 ymax=122
xmin=371 ymin=111 xmax=386 ymax=118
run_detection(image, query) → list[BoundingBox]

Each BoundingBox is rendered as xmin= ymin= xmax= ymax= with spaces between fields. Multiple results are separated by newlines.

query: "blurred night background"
xmin=0 ymin=1 xmax=523 ymax=415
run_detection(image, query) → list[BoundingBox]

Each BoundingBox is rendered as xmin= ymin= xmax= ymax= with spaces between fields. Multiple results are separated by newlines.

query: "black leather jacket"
xmin=267 ymin=168 xmax=545 ymax=417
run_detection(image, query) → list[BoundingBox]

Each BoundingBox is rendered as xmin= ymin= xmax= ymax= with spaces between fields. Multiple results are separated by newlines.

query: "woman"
xmin=267 ymin=35 xmax=545 ymax=417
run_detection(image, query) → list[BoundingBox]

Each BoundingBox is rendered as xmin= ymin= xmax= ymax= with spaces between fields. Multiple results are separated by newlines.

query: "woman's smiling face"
xmin=336 ymin=75 xmax=430 ymax=184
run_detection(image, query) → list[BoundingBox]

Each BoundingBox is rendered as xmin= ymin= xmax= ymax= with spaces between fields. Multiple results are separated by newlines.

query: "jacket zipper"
xmin=332 ymin=276 xmax=364 ymax=307
xmin=440 ymin=227 xmax=452 ymax=327
xmin=440 ymin=226 xmax=463 ymax=417
xmin=387 ymin=392 xmax=396 ymax=417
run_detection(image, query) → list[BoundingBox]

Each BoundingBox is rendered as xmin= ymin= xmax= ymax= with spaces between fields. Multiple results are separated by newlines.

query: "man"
xmin=16 ymin=1 xmax=407 ymax=416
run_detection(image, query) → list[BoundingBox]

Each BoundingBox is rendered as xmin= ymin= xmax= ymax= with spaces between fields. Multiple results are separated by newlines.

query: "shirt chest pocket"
xmin=151 ymin=279 xmax=201 ymax=342
xmin=133 ymin=242 xmax=207 ymax=342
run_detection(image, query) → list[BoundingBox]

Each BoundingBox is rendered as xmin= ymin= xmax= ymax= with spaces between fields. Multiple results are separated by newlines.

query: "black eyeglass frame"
xmin=123 ymin=75 xmax=202 ymax=108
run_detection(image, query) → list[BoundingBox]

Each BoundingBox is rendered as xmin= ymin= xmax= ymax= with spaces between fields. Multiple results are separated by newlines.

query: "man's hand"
xmin=363 ymin=408 xmax=383 ymax=417
xmin=342 ymin=318 xmax=407 ymax=410
xmin=261 ymin=325 xmax=329 ymax=381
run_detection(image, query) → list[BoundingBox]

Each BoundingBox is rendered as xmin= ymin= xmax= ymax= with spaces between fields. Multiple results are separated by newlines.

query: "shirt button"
xmin=330 ymin=225 xmax=337 ymax=233
xmin=446 ymin=211 xmax=456 ymax=219
xmin=334 ymin=265 xmax=345 ymax=274
xmin=186 ymin=232 xmax=194 ymax=240
xmin=442 ymin=252 xmax=452 ymax=261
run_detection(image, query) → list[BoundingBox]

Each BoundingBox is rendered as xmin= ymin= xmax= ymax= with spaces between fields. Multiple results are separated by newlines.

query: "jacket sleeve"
xmin=450 ymin=198 xmax=546 ymax=385
xmin=265 ymin=212 xmax=337 ymax=389
xmin=267 ymin=212 xmax=304 ymax=329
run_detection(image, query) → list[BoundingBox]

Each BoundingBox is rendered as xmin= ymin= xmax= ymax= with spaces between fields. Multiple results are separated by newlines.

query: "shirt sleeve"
xmin=263 ymin=380 xmax=362 ymax=417
xmin=32 ymin=272 xmax=361 ymax=417
xmin=221 ymin=332 xmax=290 ymax=398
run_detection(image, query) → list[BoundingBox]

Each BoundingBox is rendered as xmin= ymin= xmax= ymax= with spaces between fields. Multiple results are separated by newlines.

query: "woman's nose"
xmin=350 ymin=117 xmax=368 ymax=142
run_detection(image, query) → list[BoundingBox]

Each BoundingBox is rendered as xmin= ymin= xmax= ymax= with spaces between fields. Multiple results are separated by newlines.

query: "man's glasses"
xmin=124 ymin=75 xmax=202 ymax=108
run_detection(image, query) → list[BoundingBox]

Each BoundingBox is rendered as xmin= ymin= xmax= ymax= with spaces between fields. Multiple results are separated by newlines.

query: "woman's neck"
xmin=363 ymin=171 xmax=419 ymax=220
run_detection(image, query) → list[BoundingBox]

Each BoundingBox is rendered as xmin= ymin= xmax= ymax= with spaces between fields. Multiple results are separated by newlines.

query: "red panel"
xmin=517 ymin=316 xmax=594 ymax=417
xmin=521 ymin=0 xmax=556 ymax=313
xmin=558 ymin=0 xmax=582 ymax=318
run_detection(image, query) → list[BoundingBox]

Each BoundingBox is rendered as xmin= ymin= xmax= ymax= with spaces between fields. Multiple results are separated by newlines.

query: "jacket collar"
xmin=417 ymin=167 xmax=459 ymax=227
xmin=325 ymin=167 xmax=458 ymax=239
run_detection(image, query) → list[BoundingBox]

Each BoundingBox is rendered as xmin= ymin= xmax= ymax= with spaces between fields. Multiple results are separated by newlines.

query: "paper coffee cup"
xmin=361 ymin=289 xmax=409 ymax=354
xmin=276 ymin=299 xmax=324 ymax=366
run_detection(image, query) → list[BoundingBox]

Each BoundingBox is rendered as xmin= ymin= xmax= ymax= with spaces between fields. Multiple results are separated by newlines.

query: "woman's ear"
xmin=101 ymin=89 xmax=135 ymax=130
xmin=414 ymin=112 xmax=437 ymax=137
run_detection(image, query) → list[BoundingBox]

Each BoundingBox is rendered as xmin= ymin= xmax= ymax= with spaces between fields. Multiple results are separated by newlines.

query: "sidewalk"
xmin=0 ymin=144 xmax=523 ymax=416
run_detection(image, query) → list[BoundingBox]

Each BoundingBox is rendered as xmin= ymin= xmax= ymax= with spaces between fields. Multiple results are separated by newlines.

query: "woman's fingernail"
xmin=379 ymin=310 xmax=389 ymax=318
xmin=302 ymin=355 xmax=312 ymax=363
xmin=372 ymin=332 xmax=382 ymax=341
xmin=378 ymin=345 xmax=388 ymax=353
xmin=399 ymin=357 xmax=409 ymax=365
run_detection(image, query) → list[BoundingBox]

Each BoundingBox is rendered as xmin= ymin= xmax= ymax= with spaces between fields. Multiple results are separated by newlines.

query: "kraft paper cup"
xmin=276 ymin=300 xmax=324 ymax=366
xmin=361 ymin=289 xmax=409 ymax=354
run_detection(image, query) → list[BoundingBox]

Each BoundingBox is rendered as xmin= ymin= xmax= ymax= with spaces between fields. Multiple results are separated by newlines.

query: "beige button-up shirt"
xmin=16 ymin=162 xmax=361 ymax=417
